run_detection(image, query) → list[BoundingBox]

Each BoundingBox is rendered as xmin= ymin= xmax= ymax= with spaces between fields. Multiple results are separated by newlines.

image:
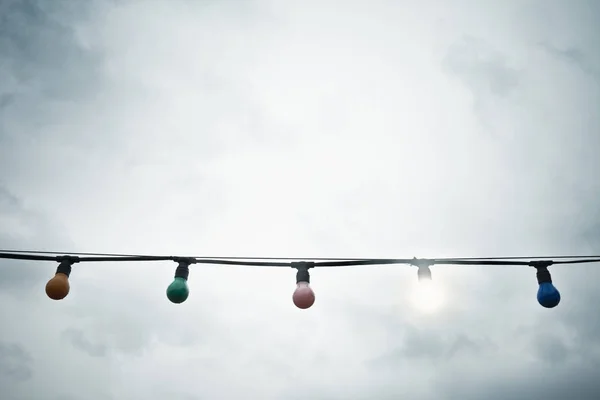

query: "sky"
xmin=1 ymin=0 xmax=600 ymax=398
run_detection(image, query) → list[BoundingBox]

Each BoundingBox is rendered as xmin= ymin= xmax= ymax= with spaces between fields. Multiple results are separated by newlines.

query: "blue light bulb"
xmin=537 ymin=282 xmax=560 ymax=308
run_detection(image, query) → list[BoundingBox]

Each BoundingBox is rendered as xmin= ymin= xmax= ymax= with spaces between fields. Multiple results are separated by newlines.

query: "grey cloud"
xmin=0 ymin=342 xmax=33 ymax=381
xmin=384 ymin=329 xmax=489 ymax=361
xmin=0 ymin=0 xmax=100 ymax=99
xmin=59 ymin=306 xmax=158 ymax=358
xmin=533 ymin=333 xmax=569 ymax=364
xmin=441 ymin=35 xmax=523 ymax=136
xmin=61 ymin=328 xmax=108 ymax=358
xmin=0 ymin=185 xmax=20 ymax=210
xmin=443 ymin=36 xmax=520 ymax=98
xmin=435 ymin=363 xmax=600 ymax=400
xmin=554 ymin=274 xmax=600 ymax=351
xmin=0 ymin=93 xmax=14 ymax=109
xmin=0 ymin=184 xmax=73 ymax=293
xmin=56 ymin=275 xmax=233 ymax=359
xmin=540 ymin=42 xmax=597 ymax=77
xmin=446 ymin=333 xmax=487 ymax=358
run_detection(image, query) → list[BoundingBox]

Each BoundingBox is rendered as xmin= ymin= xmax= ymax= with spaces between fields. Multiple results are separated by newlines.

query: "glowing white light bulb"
xmin=410 ymin=279 xmax=445 ymax=313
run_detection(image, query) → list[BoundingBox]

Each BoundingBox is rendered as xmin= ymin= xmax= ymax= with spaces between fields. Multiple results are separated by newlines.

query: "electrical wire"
xmin=1 ymin=249 xmax=600 ymax=267
xmin=0 ymin=249 xmax=375 ymax=261
xmin=1 ymin=249 xmax=600 ymax=261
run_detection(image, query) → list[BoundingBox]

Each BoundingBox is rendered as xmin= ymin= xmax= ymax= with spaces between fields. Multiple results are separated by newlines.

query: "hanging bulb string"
xmin=0 ymin=250 xmax=583 ymax=308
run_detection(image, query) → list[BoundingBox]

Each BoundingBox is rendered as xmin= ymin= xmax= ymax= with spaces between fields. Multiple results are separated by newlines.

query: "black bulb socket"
xmin=174 ymin=261 xmax=191 ymax=280
xmin=296 ymin=268 xmax=310 ymax=284
xmin=292 ymin=262 xmax=314 ymax=284
xmin=536 ymin=266 xmax=552 ymax=285
xmin=56 ymin=260 xmax=73 ymax=278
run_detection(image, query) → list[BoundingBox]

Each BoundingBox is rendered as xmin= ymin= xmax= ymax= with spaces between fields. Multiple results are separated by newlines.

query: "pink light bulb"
xmin=293 ymin=281 xmax=315 ymax=309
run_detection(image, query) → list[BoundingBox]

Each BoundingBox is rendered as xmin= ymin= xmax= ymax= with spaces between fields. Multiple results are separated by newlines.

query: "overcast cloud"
xmin=1 ymin=0 xmax=599 ymax=399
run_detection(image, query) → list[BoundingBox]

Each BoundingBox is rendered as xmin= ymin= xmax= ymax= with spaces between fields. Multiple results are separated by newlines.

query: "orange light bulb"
xmin=45 ymin=272 xmax=70 ymax=300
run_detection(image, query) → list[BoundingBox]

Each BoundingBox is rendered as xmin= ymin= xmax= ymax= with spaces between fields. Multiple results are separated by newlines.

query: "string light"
xmin=1 ymin=250 xmax=599 ymax=309
xmin=409 ymin=258 xmax=445 ymax=312
xmin=45 ymin=256 xmax=77 ymax=300
xmin=166 ymin=258 xmax=193 ymax=304
xmin=292 ymin=262 xmax=316 ymax=309
xmin=532 ymin=261 xmax=561 ymax=308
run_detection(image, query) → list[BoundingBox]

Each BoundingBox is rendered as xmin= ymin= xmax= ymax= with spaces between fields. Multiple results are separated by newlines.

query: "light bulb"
xmin=166 ymin=277 xmax=189 ymax=304
xmin=45 ymin=272 xmax=70 ymax=300
xmin=535 ymin=264 xmax=560 ymax=308
xmin=410 ymin=263 xmax=444 ymax=313
xmin=537 ymin=282 xmax=560 ymax=308
xmin=410 ymin=279 xmax=445 ymax=313
xmin=293 ymin=281 xmax=315 ymax=309
xmin=167 ymin=260 xmax=191 ymax=304
xmin=46 ymin=260 xmax=73 ymax=300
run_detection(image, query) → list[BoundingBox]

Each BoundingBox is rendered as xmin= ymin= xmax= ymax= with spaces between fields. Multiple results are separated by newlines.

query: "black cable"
xmin=0 ymin=253 xmax=57 ymax=262
xmin=553 ymin=258 xmax=600 ymax=264
xmin=2 ymin=250 xmax=600 ymax=268
xmin=2 ymin=249 xmax=600 ymax=262
xmin=314 ymin=259 xmax=414 ymax=267
xmin=0 ymin=249 xmax=162 ymax=258
xmin=0 ymin=249 xmax=374 ymax=261
xmin=0 ymin=253 xmax=173 ymax=263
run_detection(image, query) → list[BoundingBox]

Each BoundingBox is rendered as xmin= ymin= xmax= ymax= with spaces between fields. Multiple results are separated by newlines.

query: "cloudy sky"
xmin=1 ymin=0 xmax=600 ymax=398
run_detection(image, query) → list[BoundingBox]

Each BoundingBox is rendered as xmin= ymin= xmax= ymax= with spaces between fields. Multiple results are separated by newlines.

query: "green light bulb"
xmin=166 ymin=277 xmax=189 ymax=304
